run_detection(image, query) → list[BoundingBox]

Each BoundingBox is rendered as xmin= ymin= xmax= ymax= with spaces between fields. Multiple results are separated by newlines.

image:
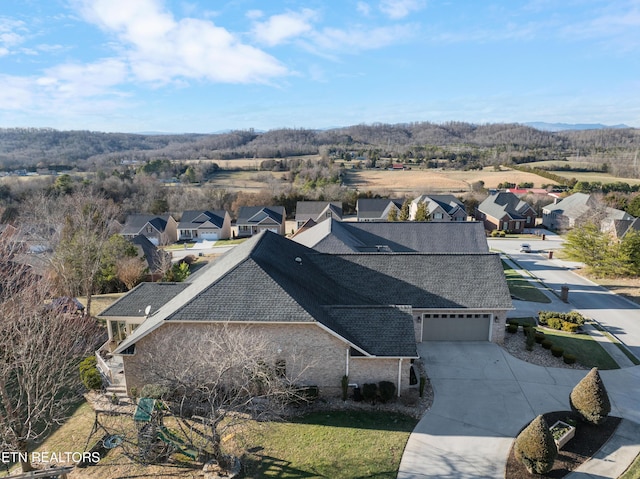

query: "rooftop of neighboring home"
xmin=356 ymin=198 xmax=404 ymax=220
xmin=295 ymin=201 xmax=343 ymax=224
xmin=543 ymin=192 xmax=633 ymax=222
xmin=121 ymin=214 xmax=175 ymax=235
xmin=236 ymin=206 xmax=285 ymax=225
xmin=478 ymin=192 xmax=535 ymax=220
xmin=105 ymin=231 xmax=510 ymax=358
xmin=292 ymin=218 xmax=489 ymax=253
xmin=178 ymin=210 xmax=228 ymax=229
xmin=411 ymin=194 xmax=465 ymax=214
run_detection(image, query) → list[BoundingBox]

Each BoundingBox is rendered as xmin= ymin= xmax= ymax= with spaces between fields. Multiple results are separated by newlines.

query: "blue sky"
xmin=1 ymin=0 xmax=639 ymax=133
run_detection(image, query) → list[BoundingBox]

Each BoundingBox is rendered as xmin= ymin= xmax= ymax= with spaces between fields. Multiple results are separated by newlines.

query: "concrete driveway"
xmin=397 ymin=342 xmax=640 ymax=479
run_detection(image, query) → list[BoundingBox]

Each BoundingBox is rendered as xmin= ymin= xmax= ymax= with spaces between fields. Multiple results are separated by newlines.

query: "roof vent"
xmin=294 ymin=256 xmax=302 ymax=265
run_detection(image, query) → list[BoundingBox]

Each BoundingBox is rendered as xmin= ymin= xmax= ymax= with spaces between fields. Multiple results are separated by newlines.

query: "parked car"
xmin=520 ymin=243 xmax=532 ymax=253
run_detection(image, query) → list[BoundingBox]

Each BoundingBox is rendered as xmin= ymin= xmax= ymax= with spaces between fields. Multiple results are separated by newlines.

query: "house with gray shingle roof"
xmin=542 ymin=192 xmax=633 ymax=232
xmin=236 ymin=206 xmax=286 ymax=237
xmin=475 ymin=192 xmax=536 ymax=232
xmin=121 ymin=214 xmax=178 ymax=245
xmin=356 ymin=198 xmax=404 ymax=222
xmin=292 ymin=218 xmax=489 ymax=253
xmin=178 ymin=210 xmax=231 ymax=241
xmin=295 ymin=201 xmax=343 ymax=229
xmin=410 ymin=195 xmax=467 ymax=222
xmin=98 ymin=231 xmax=511 ymax=398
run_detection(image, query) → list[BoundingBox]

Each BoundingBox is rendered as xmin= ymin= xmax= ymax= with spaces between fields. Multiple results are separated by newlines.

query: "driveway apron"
xmin=397 ymin=341 xmax=640 ymax=479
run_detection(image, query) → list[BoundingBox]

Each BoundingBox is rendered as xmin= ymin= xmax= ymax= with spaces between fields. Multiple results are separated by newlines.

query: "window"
xmin=434 ymin=213 xmax=443 ymax=219
xmin=526 ymin=216 xmax=532 ymax=224
xmin=145 ymin=225 xmax=153 ymax=233
xmin=515 ymin=221 xmax=521 ymax=230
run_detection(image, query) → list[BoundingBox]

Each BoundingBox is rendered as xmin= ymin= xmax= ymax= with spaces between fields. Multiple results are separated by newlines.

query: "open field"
xmin=185 ymin=155 xmax=322 ymax=169
xmin=550 ymin=170 xmax=640 ymax=185
xmin=203 ymin=170 xmax=284 ymax=192
xmin=342 ymin=166 xmax=556 ymax=195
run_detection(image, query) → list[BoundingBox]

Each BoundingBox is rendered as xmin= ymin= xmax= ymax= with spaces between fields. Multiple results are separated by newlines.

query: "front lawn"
xmin=237 ymin=411 xmax=417 ymax=478
xmin=538 ymin=329 xmax=619 ymax=370
xmin=14 ymin=402 xmax=417 ymax=479
xmin=502 ymin=261 xmax=551 ymax=303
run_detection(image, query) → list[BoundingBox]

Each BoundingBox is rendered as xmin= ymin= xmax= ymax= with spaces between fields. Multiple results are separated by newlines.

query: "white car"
xmin=520 ymin=243 xmax=532 ymax=253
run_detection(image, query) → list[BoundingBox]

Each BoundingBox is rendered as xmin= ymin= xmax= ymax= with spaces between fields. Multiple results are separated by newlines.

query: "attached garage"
xmin=422 ymin=313 xmax=491 ymax=341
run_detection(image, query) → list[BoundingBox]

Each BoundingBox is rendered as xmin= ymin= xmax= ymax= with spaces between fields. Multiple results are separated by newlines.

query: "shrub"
xmin=541 ymin=340 xmax=553 ymax=349
xmin=562 ymin=321 xmax=580 ymax=333
xmin=534 ymin=332 xmax=545 ymax=344
xmin=551 ymin=345 xmax=564 ymax=357
xmin=362 ymin=383 xmax=378 ymax=403
xmin=507 ymin=318 xmax=520 ymax=326
xmin=378 ymin=381 xmax=396 ymax=403
xmin=547 ymin=317 xmax=562 ymax=330
xmin=539 ymin=310 xmax=586 ymax=326
xmin=140 ymin=383 xmax=170 ymax=399
xmin=563 ymin=353 xmax=577 ymax=364
xmin=79 ymin=356 xmax=102 ymax=390
xmin=419 ymin=376 xmax=427 ymax=398
xmin=507 ymin=324 xmax=518 ymax=334
xmin=570 ymin=368 xmax=611 ymax=425
xmin=514 ymin=415 xmax=558 ymax=474
xmin=525 ymin=328 xmax=536 ymax=351
xmin=522 ymin=326 xmax=531 ymax=336
xmin=341 ymin=375 xmax=349 ymax=401
xmin=491 ymin=230 xmax=500 ymax=237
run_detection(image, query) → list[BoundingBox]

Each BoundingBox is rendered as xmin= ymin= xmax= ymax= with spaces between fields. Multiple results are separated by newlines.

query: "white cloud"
xmin=357 ymin=2 xmax=372 ymax=16
xmin=312 ymin=24 xmax=415 ymax=53
xmin=251 ymin=9 xmax=317 ymax=47
xmin=73 ymin=0 xmax=288 ymax=84
xmin=0 ymin=17 xmax=27 ymax=55
xmin=39 ymin=58 xmax=129 ymax=98
xmin=379 ymin=0 xmax=426 ymax=20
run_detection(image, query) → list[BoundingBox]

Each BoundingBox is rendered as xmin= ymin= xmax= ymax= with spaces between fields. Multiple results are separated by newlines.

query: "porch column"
xmin=106 ymin=320 xmax=114 ymax=341
xmin=345 ymin=347 xmax=350 ymax=376
xmin=397 ymin=358 xmax=402 ymax=397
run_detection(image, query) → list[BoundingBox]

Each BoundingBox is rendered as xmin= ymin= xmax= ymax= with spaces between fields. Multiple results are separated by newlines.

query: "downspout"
xmin=345 ymin=347 xmax=350 ymax=377
xmin=397 ymin=358 xmax=402 ymax=397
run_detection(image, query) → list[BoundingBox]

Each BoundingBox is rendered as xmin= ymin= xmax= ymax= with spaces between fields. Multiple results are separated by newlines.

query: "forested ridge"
xmin=1 ymin=122 xmax=639 ymax=176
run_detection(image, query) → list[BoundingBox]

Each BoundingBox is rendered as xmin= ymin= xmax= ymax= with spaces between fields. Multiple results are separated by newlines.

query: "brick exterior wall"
xmin=121 ymin=321 xmax=414 ymax=398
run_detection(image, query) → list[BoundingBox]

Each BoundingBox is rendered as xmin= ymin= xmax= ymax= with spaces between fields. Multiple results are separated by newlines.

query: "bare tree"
xmin=123 ymin=324 xmax=311 ymax=470
xmin=0 ymin=233 xmax=103 ymax=472
xmin=116 ymin=256 xmax=147 ymax=290
xmin=23 ymin=189 xmax=121 ymax=316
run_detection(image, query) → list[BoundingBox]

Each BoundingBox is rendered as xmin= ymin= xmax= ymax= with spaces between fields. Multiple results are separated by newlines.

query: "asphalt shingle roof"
xmin=478 ymin=192 xmax=534 ymax=220
xmin=113 ymin=231 xmax=510 ymax=358
xmin=178 ymin=210 xmax=227 ymax=229
xmin=236 ymin=206 xmax=285 ymax=225
xmin=293 ymin=219 xmax=489 ymax=253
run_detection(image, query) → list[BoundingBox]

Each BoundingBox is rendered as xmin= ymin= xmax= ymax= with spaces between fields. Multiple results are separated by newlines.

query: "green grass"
xmin=163 ymin=242 xmax=196 ymax=250
xmin=537 ymin=329 xmax=619 ymax=370
xmin=589 ymin=321 xmax=640 ymax=366
xmin=238 ymin=410 xmax=417 ymax=479
xmin=502 ymin=261 xmax=552 ymax=303
xmin=619 ymin=452 xmax=640 ymax=479
xmin=11 ymin=403 xmax=416 ymax=479
xmin=213 ymin=238 xmax=249 ymax=246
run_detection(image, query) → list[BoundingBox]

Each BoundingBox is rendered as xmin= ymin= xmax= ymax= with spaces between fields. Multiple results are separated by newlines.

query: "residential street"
xmin=488 ymin=235 xmax=640 ymax=362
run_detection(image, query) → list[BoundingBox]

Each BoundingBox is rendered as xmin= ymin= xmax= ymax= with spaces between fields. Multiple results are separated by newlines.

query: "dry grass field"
xmin=342 ymin=167 xmax=555 ymax=195
xmin=551 ymin=171 xmax=640 ymax=185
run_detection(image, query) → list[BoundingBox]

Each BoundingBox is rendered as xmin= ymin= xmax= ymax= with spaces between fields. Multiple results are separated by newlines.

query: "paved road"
xmin=489 ymin=236 xmax=640 ymax=362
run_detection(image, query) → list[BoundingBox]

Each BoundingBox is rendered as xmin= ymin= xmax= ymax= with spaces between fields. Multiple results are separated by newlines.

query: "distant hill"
xmin=525 ymin=122 xmax=630 ymax=132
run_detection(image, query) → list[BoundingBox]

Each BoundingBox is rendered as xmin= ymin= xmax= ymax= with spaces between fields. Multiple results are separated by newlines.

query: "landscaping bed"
xmin=506 ymin=411 xmax=621 ymax=478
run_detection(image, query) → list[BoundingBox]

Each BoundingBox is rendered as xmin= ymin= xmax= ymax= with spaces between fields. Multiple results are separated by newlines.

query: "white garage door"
xmin=200 ymin=232 xmax=219 ymax=240
xmin=422 ymin=314 xmax=491 ymax=341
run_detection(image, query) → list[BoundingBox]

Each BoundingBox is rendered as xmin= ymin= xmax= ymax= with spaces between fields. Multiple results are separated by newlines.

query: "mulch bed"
xmin=505 ymin=411 xmax=621 ymax=478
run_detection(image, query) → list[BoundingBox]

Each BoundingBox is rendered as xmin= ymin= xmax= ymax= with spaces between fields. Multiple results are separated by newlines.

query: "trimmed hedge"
xmin=541 ymin=340 xmax=553 ymax=350
xmin=570 ymin=368 xmax=611 ymax=425
xmin=514 ymin=415 xmax=558 ymax=474
xmin=79 ymin=356 xmax=102 ymax=390
xmin=362 ymin=383 xmax=378 ymax=403
xmin=563 ymin=353 xmax=577 ymax=364
xmin=378 ymin=381 xmax=396 ymax=403
xmin=507 ymin=324 xmax=519 ymax=334
xmin=534 ymin=332 xmax=545 ymax=344
xmin=538 ymin=311 xmax=586 ymax=328
xmin=550 ymin=345 xmax=564 ymax=357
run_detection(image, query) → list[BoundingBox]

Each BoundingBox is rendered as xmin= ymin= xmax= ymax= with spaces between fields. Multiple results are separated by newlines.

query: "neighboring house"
xmin=98 ymin=231 xmax=511 ymax=397
xmin=178 ymin=210 xmax=231 ymax=241
xmin=121 ymin=214 xmax=178 ymax=246
xmin=542 ymin=193 xmax=633 ymax=232
xmin=292 ymin=218 xmax=489 ymax=253
xmin=236 ymin=206 xmax=286 ymax=237
xmin=475 ymin=192 xmax=537 ymax=232
xmin=409 ymin=195 xmax=467 ymax=222
xmin=129 ymin=234 xmax=171 ymax=279
xmin=605 ymin=217 xmax=640 ymax=240
xmin=356 ymin=198 xmax=404 ymax=222
xmin=295 ymin=201 xmax=343 ymax=229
